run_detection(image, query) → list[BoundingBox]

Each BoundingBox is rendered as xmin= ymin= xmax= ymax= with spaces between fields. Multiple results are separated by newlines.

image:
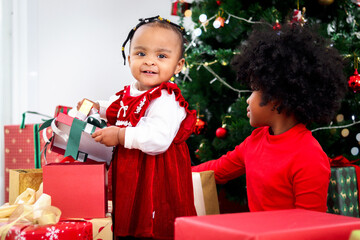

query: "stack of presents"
xmin=3 ymin=102 xmax=360 ymax=239
xmin=2 ymin=103 xmax=113 ymax=239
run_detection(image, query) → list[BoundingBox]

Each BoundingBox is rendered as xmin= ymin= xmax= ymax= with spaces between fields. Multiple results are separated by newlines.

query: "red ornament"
xmin=194 ymin=118 xmax=207 ymax=135
xmin=216 ymin=127 xmax=227 ymax=139
xmin=195 ymin=149 xmax=200 ymax=159
xmin=216 ymin=1 xmax=222 ymax=6
xmin=348 ymin=69 xmax=360 ymax=93
xmin=273 ymin=20 xmax=281 ymax=30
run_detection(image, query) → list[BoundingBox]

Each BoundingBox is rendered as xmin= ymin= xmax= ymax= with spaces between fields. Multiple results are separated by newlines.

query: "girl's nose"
xmin=144 ymin=57 xmax=155 ymax=65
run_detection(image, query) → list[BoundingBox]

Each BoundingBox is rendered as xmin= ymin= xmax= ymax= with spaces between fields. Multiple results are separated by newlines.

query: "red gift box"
xmin=4 ymin=124 xmax=62 ymax=202
xmin=43 ymin=162 xmax=108 ymax=219
xmin=175 ymin=209 xmax=360 ymax=240
xmin=50 ymin=112 xmax=113 ymax=165
xmin=54 ymin=105 xmax=72 ymax=118
xmin=2 ymin=220 xmax=92 ymax=240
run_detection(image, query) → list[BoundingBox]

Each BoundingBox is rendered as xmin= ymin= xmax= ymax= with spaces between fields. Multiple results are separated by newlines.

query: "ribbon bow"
xmin=117 ymin=100 xmax=128 ymax=118
xmin=0 ymin=185 xmax=61 ymax=240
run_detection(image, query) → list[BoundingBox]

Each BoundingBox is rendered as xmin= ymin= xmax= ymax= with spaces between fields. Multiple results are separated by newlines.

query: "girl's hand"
xmin=77 ymin=98 xmax=100 ymax=111
xmin=92 ymin=126 xmax=124 ymax=146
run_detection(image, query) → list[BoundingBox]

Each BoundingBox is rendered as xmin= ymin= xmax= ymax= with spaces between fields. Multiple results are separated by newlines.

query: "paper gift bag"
xmin=8 ymin=169 xmax=43 ymax=204
xmin=48 ymin=112 xmax=113 ymax=166
xmin=4 ymin=124 xmax=62 ymax=202
xmin=43 ymin=162 xmax=108 ymax=218
xmin=192 ymin=171 xmax=220 ymax=216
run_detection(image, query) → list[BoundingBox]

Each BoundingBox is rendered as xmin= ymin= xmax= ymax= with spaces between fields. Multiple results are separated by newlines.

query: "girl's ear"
xmin=127 ymin=55 xmax=131 ymax=65
xmin=174 ymin=58 xmax=185 ymax=75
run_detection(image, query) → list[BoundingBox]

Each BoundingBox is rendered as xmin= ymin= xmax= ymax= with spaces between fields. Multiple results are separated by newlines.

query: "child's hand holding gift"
xmin=92 ymin=126 xmax=125 ymax=147
xmin=77 ymin=98 xmax=100 ymax=112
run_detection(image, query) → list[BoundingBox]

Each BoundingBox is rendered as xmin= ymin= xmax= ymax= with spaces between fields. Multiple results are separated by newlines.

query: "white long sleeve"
xmin=124 ymin=82 xmax=186 ymax=155
xmin=97 ymin=95 xmax=119 ymax=119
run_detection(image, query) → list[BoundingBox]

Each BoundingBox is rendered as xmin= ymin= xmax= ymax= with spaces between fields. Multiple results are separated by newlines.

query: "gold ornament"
xmin=318 ymin=0 xmax=334 ymax=5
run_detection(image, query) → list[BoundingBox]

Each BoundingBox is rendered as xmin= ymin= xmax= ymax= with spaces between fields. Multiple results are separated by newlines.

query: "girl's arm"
xmin=192 ymin=144 xmax=246 ymax=184
xmin=124 ymin=90 xmax=186 ymax=155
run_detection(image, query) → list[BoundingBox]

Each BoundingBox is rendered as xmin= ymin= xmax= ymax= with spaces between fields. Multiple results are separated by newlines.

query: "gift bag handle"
xmin=20 ymin=111 xmax=52 ymax=129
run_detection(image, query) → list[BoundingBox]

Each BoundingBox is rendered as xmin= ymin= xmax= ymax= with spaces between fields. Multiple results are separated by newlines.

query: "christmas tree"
xmin=174 ymin=0 xmax=360 ymax=210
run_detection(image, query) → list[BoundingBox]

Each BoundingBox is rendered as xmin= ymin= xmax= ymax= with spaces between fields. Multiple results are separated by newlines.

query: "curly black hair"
xmin=232 ymin=23 xmax=347 ymax=125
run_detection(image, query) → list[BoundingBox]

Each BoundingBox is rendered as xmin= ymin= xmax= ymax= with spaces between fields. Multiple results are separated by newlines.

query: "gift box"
xmin=192 ymin=171 xmax=220 ymax=215
xmin=54 ymin=105 xmax=72 ymax=118
xmin=171 ymin=1 xmax=192 ymax=16
xmin=49 ymin=112 xmax=113 ymax=165
xmin=1 ymin=217 xmax=112 ymax=240
xmin=4 ymin=123 xmax=63 ymax=202
xmin=350 ymin=230 xmax=360 ymax=240
xmin=175 ymin=209 xmax=360 ymax=240
xmin=327 ymin=167 xmax=359 ymax=217
xmin=1 ymin=220 xmax=93 ymax=240
xmin=43 ymin=162 xmax=108 ymax=218
xmin=8 ymin=169 xmax=43 ymax=204
xmin=89 ymin=217 xmax=113 ymax=240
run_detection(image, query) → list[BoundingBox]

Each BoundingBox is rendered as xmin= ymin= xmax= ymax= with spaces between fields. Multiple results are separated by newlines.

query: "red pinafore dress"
xmin=106 ymin=82 xmax=197 ymax=239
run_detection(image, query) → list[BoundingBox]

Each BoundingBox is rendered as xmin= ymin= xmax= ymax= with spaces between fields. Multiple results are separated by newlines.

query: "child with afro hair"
xmin=192 ymin=23 xmax=348 ymax=212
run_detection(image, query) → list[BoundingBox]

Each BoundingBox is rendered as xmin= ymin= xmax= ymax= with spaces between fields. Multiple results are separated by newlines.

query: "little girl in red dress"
xmin=82 ymin=16 xmax=197 ymax=239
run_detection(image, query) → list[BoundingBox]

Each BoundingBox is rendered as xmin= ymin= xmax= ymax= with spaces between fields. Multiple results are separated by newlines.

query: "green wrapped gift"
xmin=327 ymin=167 xmax=359 ymax=217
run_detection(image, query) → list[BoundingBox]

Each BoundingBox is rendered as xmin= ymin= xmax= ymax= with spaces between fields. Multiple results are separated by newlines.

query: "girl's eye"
xmin=158 ymin=54 xmax=166 ymax=59
xmin=136 ymin=52 xmax=145 ymax=56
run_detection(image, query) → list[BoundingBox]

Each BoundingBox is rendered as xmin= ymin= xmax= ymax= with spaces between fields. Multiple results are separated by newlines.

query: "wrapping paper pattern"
xmin=4 ymin=125 xmax=62 ymax=202
xmin=2 ymin=221 xmax=92 ymax=240
xmin=327 ymin=167 xmax=359 ymax=217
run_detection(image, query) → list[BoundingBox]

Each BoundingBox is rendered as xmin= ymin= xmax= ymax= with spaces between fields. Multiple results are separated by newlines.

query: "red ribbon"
xmin=329 ymin=155 xmax=360 ymax=212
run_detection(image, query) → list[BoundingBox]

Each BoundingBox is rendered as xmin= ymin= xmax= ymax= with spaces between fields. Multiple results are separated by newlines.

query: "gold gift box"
xmin=9 ymin=169 xmax=43 ymax=204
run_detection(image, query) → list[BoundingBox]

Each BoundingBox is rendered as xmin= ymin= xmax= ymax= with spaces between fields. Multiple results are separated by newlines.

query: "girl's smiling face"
xmin=128 ymin=25 xmax=185 ymax=91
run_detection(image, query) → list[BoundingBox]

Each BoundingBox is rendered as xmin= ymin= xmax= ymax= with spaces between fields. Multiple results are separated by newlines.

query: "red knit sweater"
xmin=192 ymin=124 xmax=330 ymax=212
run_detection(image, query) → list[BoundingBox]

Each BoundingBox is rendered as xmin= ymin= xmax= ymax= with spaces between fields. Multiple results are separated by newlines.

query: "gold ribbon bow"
xmin=0 ymin=184 xmax=61 ymax=240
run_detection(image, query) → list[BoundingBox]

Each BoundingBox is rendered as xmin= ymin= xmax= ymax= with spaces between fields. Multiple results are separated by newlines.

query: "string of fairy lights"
xmin=180 ymin=5 xmax=360 ymax=152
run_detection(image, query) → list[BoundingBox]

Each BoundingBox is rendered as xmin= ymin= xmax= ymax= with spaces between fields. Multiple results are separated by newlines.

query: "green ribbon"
xmin=39 ymin=118 xmax=54 ymax=131
xmin=33 ymin=124 xmax=41 ymax=169
xmin=64 ymin=118 xmax=87 ymax=159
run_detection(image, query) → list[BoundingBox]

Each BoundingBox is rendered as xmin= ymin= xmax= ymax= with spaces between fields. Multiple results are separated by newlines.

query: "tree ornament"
xmin=216 ymin=126 xmax=227 ymax=139
xmin=213 ymin=16 xmax=225 ymax=29
xmin=273 ymin=20 xmax=281 ymax=30
xmin=195 ymin=149 xmax=201 ymax=159
xmin=216 ymin=0 xmax=222 ymax=6
xmin=349 ymin=55 xmax=360 ymax=93
xmin=352 ymin=0 xmax=360 ymax=7
xmin=216 ymin=116 xmax=230 ymax=139
xmin=318 ymin=0 xmax=334 ymax=5
xmin=194 ymin=117 xmax=207 ymax=135
xmin=348 ymin=69 xmax=360 ymax=93
xmin=290 ymin=8 xmax=306 ymax=26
